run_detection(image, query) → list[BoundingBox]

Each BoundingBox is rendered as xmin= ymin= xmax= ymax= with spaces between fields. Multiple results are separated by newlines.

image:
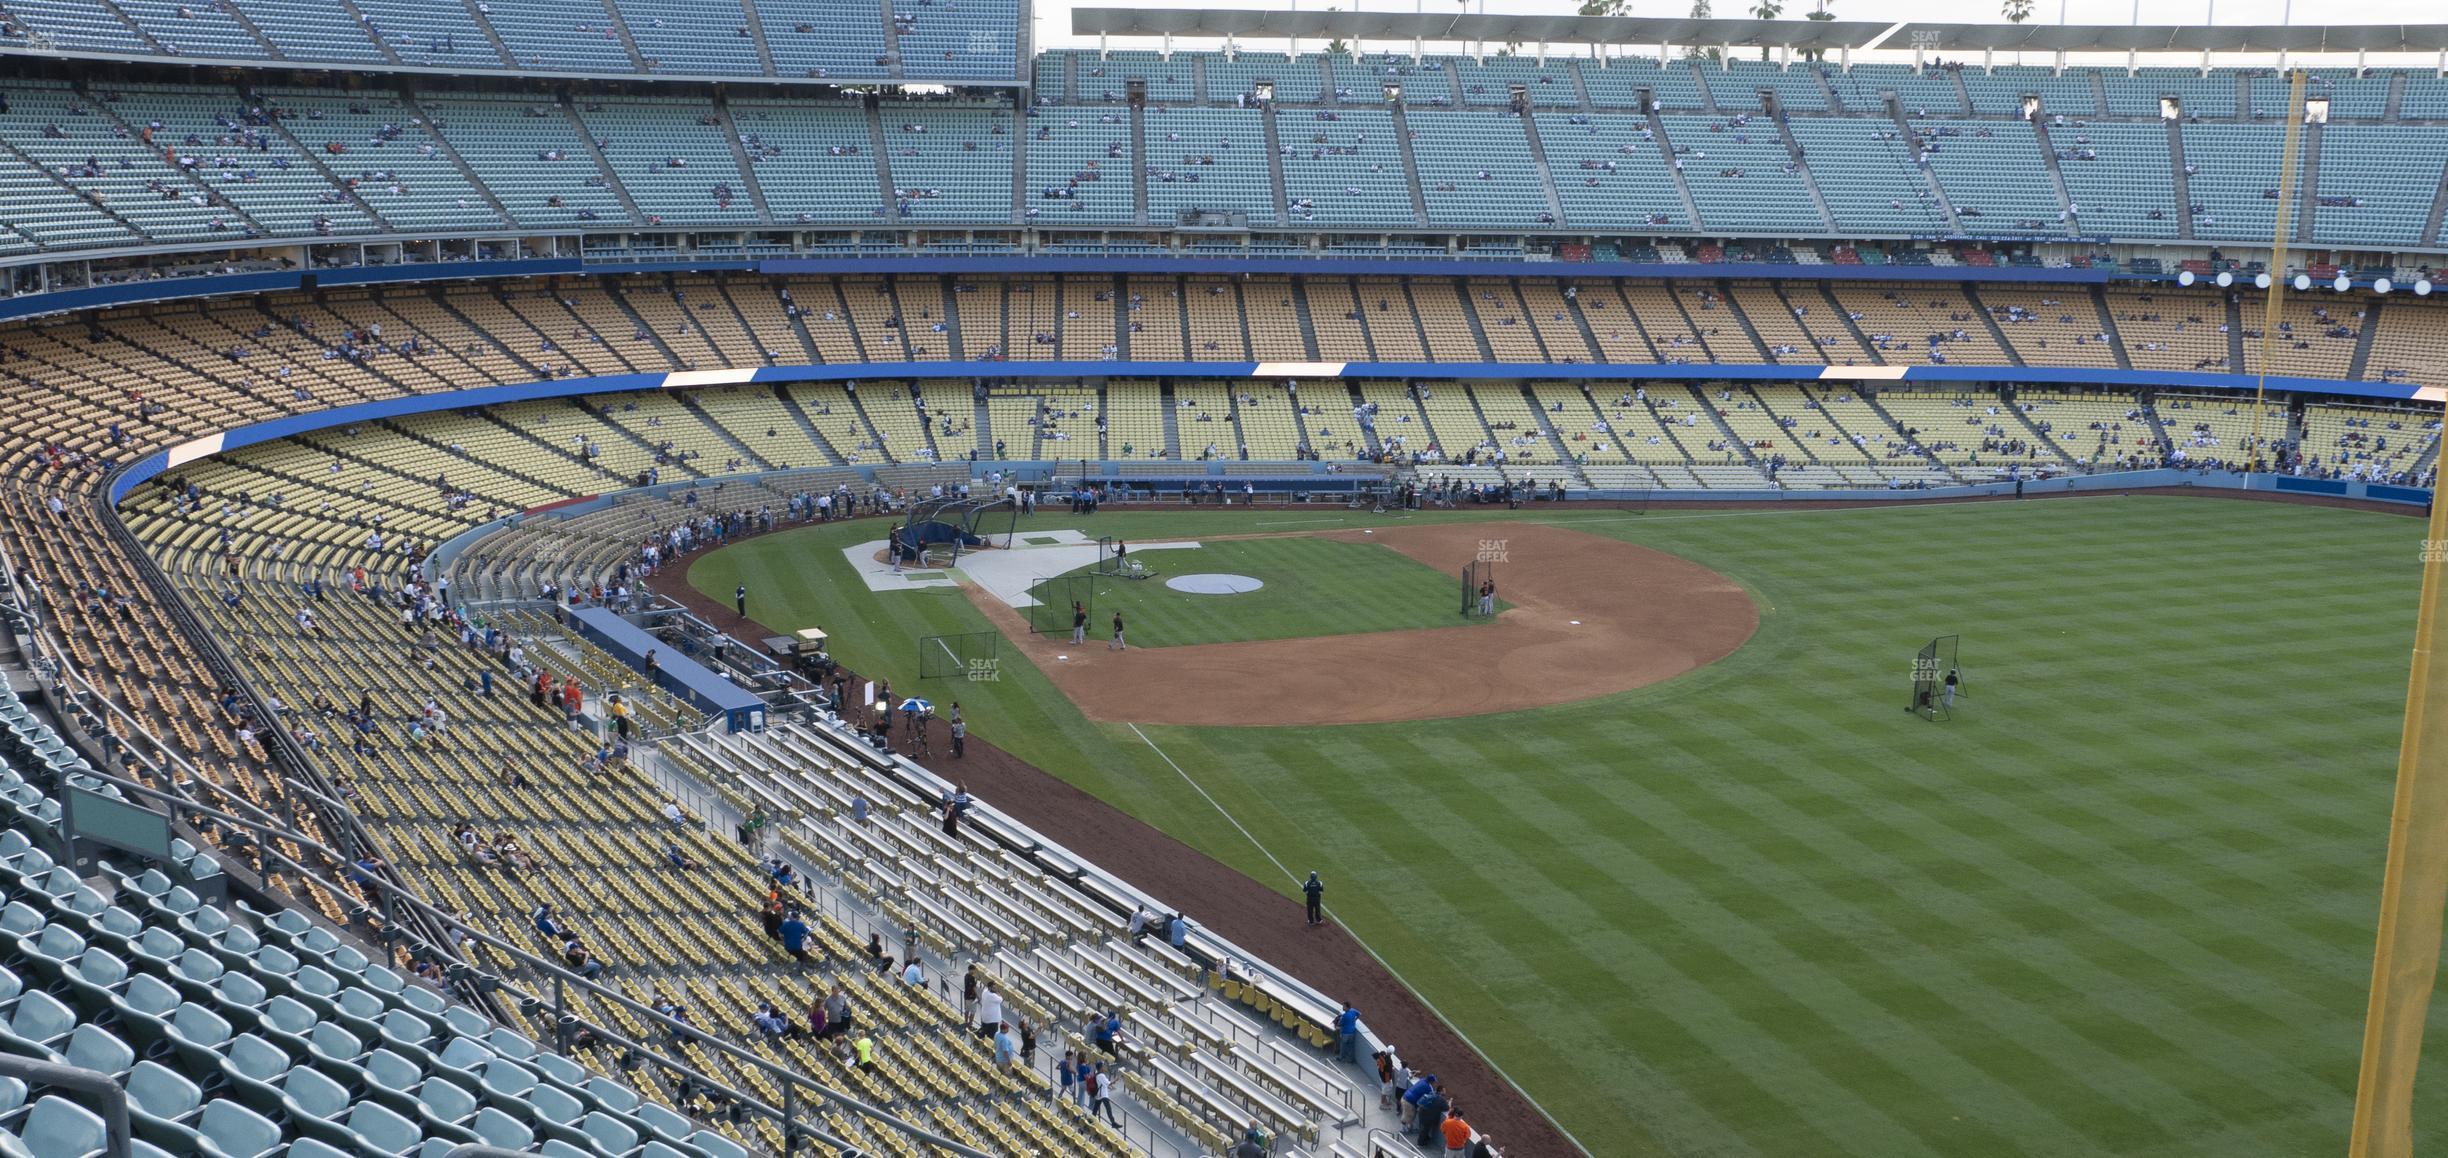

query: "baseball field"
xmin=688 ymin=494 xmax=2433 ymax=1157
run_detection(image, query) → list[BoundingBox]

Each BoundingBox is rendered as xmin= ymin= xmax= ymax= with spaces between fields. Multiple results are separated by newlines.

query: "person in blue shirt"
xmin=1056 ymin=1050 xmax=1080 ymax=1105
xmin=992 ymin=1023 xmax=1017 ymax=1070
xmin=1336 ymin=1001 xmax=1363 ymax=1063
xmin=1402 ymin=1074 xmax=1438 ymax=1131
xmin=1167 ymin=912 xmax=1188 ymax=949
xmin=1091 ymin=1010 xmax=1121 ymax=1056
xmin=779 ymin=911 xmax=810 ymax=964
xmin=532 ymin=904 xmax=562 ymax=939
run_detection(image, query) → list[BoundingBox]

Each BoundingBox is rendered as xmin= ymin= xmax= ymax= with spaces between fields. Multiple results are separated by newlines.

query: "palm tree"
xmin=1801 ymin=0 xmax=1834 ymax=61
xmin=2002 ymin=0 xmax=2033 ymax=21
xmin=1751 ymin=0 xmax=1783 ymax=59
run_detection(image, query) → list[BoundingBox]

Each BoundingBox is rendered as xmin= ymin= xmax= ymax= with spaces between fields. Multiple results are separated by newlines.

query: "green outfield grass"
xmin=1022 ymin=535 xmax=1497 ymax=647
xmin=691 ymin=497 xmax=2438 ymax=1157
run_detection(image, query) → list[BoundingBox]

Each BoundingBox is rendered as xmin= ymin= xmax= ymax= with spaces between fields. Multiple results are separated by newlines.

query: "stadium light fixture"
xmin=2375 ymin=277 xmax=2393 ymax=294
xmin=2418 ymin=279 xmax=2435 ymax=296
xmin=2215 ymin=271 xmax=2233 ymax=287
xmin=2294 ymin=273 xmax=2313 ymax=292
xmin=2334 ymin=273 xmax=2352 ymax=292
xmin=2254 ymin=272 xmax=2272 ymax=290
xmin=2177 ymin=269 xmax=2196 ymax=286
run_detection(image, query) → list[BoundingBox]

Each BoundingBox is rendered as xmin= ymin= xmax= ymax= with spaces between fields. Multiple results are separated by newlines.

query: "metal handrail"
xmin=0 ymin=1057 xmax=131 ymax=1158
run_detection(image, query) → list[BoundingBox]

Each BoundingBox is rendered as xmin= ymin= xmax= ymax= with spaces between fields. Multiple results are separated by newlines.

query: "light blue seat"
xmin=19 ymin=923 xmax=84 ymax=975
xmin=526 ymin=1082 xmax=588 ymax=1146
xmin=91 ymin=905 xmax=148 ymax=957
xmin=354 ymin=1048 xmax=426 ymax=1119
xmin=19 ymin=1096 xmax=107 ymax=1158
xmin=582 ymin=1110 xmax=640 ymax=1154
xmin=476 ymin=1056 xmax=542 ymax=1114
xmin=686 ymin=1129 xmax=750 ymax=1158
xmin=247 ymin=944 xmax=302 ymax=994
xmin=196 ymin=1099 xmax=283 ymax=1158
xmin=60 ymin=1023 xmax=135 ymax=1078
xmin=127 ymin=927 xmax=186 ymax=976
xmin=343 ymin=1099 xmax=435 ymax=1157
xmin=175 ymin=903 xmax=233 ymax=944
xmin=125 ymin=1060 xmax=205 ymax=1152
xmin=425 ymin=1037 xmax=493 ymax=1092
xmin=0 ymin=990 xmax=76 ymax=1059
xmin=255 ymin=995 xmax=320 ymax=1055
xmin=413 ymin=1073 xmax=481 ymax=1137
xmin=485 ymin=1026 xmax=539 ymax=1062
xmin=636 ymin=1102 xmax=694 ymax=1145
xmin=170 ymin=947 xmax=229 ymax=1002
xmin=471 ymin=1106 xmax=535 ymax=1150
xmin=206 ymin=923 xmax=265 ymax=977
xmin=60 ymin=945 xmax=131 ymax=1012
xmin=108 ymin=973 xmax=183 ymax=1052
xmin=216 ymin=1034 xmax=292 ymax=1116
xmin=127 ymin=1059 xmax=205 ymax=1126
xmin=375 ymin=1008 xmax=437 ymax=1056
xmin=0 ymin=902 xmax=46 ymax=950
xmin=307 ymin=1020 xmax=368 ymax=1071
xmin=583 ymin=1075 xmax=642 ymax=1115
xmin=440 ymin=1005 xmax=491 ymax=1041
xmin=161 ymin=1002 xmax=235 ymax=1074
xmin=281 ymin=1138 xmax=356 ymax=1158
xmin=277 ymin=1065 xmax=357 ymax=1150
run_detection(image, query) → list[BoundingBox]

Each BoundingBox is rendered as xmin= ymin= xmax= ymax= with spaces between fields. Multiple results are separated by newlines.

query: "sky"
xmin=1028 ymin=0 xmax=2448 ymax=63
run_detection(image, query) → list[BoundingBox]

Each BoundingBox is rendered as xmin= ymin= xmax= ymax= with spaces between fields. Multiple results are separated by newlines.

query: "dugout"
xmin=568 ymin=606 xmax=766 ymax=732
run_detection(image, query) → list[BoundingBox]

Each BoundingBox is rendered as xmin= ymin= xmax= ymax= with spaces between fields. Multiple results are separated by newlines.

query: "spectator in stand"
xmin=779 ymin=909 xmax=810 ymax=964
xmin=1402 ymin=1073 xmax=1437 ymax=1130
xmin=1415 ymin=1081 xmax=1450 ymax=1148
xmin=1442 ymin=1107 xmax=1474 ymax=1156
xmin=1089 ymin=1061 xmax=1122 ymax=1126
xmin=1336 ymin=1001 xmax=1363 ymax=1063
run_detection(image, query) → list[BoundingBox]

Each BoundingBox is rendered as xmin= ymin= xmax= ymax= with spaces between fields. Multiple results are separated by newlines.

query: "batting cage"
xmin=919 ymin=631 xmax=999 ymax=680
xmin=1461 ymin=560 xmax=1494 ymax=617
xmin=1027 ymin=574 xmax=1099 ymax=635
xmin=1910 ymin=634 xmax=1962 ymax=720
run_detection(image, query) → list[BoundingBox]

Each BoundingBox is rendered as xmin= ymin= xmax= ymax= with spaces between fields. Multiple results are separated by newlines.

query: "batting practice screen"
xmin=1027 ymin=574 xmax=1099 ymax=635
xmin=919 ymin=631 xmax=998 ymax=680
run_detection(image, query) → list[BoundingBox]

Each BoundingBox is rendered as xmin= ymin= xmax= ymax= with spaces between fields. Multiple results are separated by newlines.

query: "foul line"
xmin=1127 ymin=723 xmax=1597 ymax=1158
xmin=1526 ymin=491 xmax=2132 ymax=527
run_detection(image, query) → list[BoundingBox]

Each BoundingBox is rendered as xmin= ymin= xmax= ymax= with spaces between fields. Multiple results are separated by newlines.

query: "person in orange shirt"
xmin=1440 ymin=1109 xmax=1473 ymax=1156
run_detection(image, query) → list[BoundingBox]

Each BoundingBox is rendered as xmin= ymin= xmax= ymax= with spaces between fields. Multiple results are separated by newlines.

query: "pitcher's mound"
xmin=1166 ymin=573 xmax=1265 ymax=595
xmin=966 ymin=522 xmax=1760 ymax=726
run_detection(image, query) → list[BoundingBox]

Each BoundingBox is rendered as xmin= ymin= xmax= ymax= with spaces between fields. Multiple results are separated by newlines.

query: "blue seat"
xmin=161 ymin=1002 xmax=235 ymax=1074
xmin=470 ymin=1106 xmax=534 ymax=1150
xmin=196 ymin=1099 xmax=283 ymax=1158
xmin=412 ymin=1076 xmax=481 ymax=1141
xmin=59 ymin=945 xmax=131 ymax=1012
xmin=342 ymin=1098 xmax=435 ymax=1157
xmin=277 ymin=1065 xmax=357 ymax=1150
xmin=581 ymin=1110 xmax=641 ymax=1154
xmin=125 ymin=1060 xmax=206 ymax=1153
xmin=0 ymin=990 xmax=77 ymax=1059
xmin=60 ymin=1023 xmax=134 ymax=1078
xmin=18 ymin=1096 xmax=107 ymax=1158
xmin=215 ymin=1033 xmax=292 ymax=1115
xmin=685 ymin=1129 xmax=751 ymax=1158
xmin=107 ymin=973 xmax=183 ymax=1053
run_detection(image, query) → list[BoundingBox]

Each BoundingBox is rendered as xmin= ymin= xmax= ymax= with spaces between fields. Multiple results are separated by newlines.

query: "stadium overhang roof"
xmin=1067 ymin=9 xmax=1887 ymax=51
xmin=1070 ymin=8 xmax=2448 ymax=55
xmin=1883 ymin=22 xmax=2448 ymax=53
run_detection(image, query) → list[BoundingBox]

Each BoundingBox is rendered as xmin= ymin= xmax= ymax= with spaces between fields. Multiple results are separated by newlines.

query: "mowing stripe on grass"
xmin=1127 ymin=722 xmax=1600 ymax=1158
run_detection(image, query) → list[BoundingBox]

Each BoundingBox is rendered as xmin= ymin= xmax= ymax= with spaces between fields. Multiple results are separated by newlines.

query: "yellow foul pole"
xmin=2349 ymin=419 xmax=2448 ymax=1157
xmin=2244 ymin=69 xmax=2304 ymax=474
